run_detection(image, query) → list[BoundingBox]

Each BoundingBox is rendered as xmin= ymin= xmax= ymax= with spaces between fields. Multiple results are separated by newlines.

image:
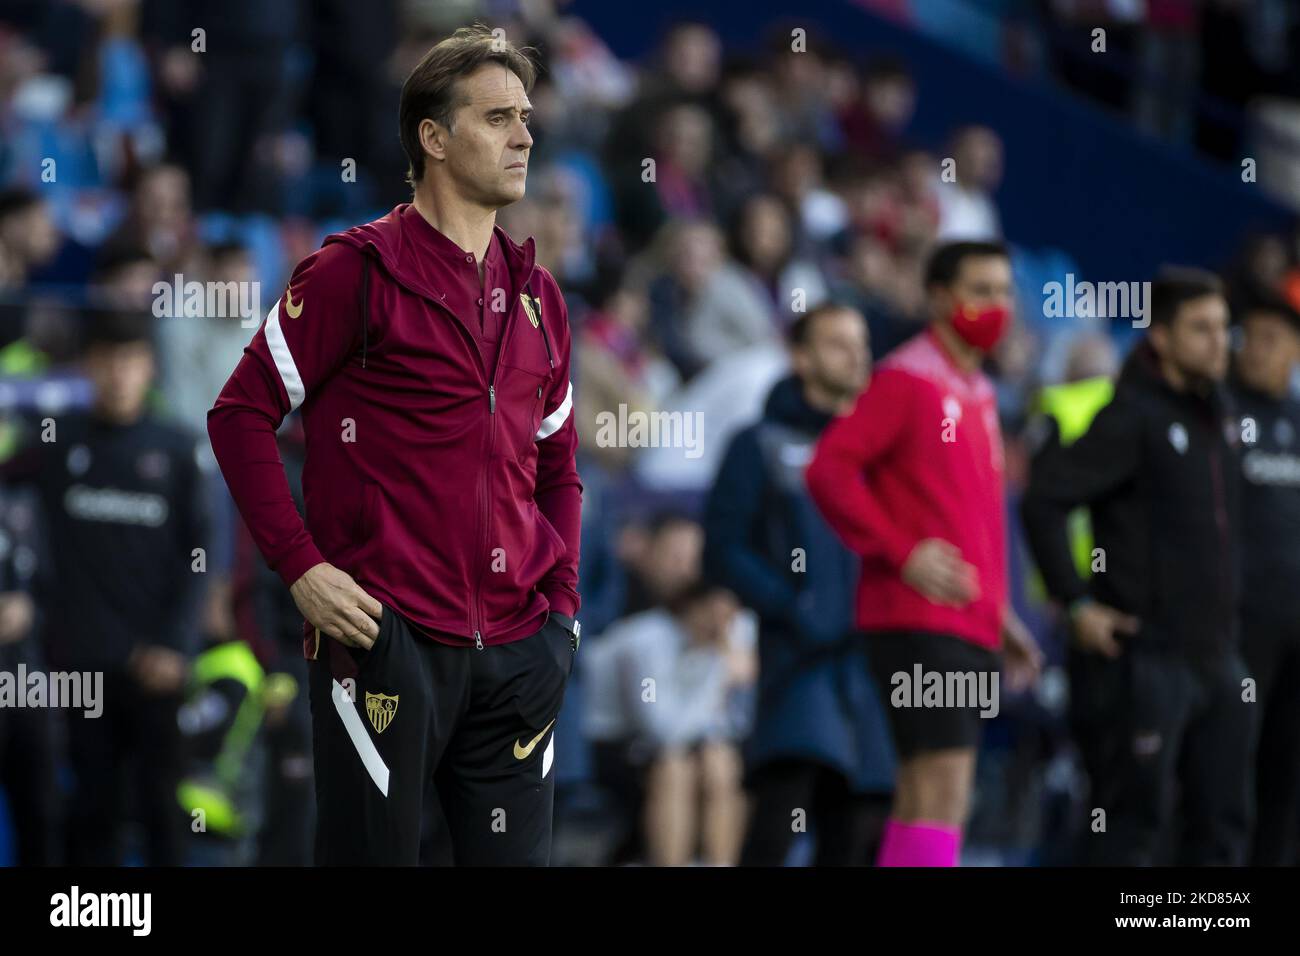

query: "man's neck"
xmin=1159 ymin=357 xmax=1218 ymax=398
xmin=1159 ymin=356 xmax=1187 ymax=393
xmin=802 ymin=379 xmax=853 ymax=415
xmin=411 ymin=184 xmax=497 ymax=265
xmin=931 ymin=319 xmax=983 ymax=373
xmin=92 ymin=406 xmax=144 ymax=427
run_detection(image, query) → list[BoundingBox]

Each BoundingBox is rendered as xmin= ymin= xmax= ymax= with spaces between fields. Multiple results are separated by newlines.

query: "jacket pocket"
xmin=347 ymin=603 xmax=391 ymax=673
xmin=498 ymin=362 xmax=550 ymax=458
xmin=535 ymin=507 xmax=566 ymax=565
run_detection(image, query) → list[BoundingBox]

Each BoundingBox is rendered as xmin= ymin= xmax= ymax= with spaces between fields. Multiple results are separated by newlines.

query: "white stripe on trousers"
xmin=332 ymin=679 xmax=390 ymax=797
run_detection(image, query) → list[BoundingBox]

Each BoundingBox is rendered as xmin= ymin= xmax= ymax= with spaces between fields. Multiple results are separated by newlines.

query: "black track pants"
xmin=308 ymin=605 xmax=574 ymax=866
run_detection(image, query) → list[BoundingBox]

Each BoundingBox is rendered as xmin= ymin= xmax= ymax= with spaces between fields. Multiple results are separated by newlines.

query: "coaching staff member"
xmin=1021 ymin=268 xmax=1250 ymax=866
xmin=806 ymin=242 xmax=1041 ymax=867
xmin=1229 ymin=291 xmax=1300 ymax=865
xmin=208 ymin=25 xmax=582 ymax=865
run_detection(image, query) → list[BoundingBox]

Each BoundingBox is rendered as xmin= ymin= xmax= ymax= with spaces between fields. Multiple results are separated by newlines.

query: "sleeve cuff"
xmin=541 ymin=586 xmax=579 ymax=618
xmin=274 ymin=541 xmax=327 ymax=590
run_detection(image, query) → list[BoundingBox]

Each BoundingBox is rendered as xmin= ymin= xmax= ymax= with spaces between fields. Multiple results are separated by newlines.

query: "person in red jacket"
xmin=806 ymin=241 xmax=1040 ymax=867
xmin=207 ymin=26 xmax=582 ymax=865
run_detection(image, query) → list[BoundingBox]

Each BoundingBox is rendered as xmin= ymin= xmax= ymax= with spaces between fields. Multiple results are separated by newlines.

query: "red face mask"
xmin=950 ymin=301 xmax=1010 ymax=352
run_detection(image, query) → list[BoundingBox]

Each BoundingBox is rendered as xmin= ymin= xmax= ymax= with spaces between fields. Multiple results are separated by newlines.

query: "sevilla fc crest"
xmin=365 ymin=692 xmax=399 ymax=734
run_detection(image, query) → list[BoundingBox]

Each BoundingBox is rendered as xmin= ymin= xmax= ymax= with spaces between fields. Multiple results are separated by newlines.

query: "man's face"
xmin=641 ymin=521 xmax=703 ymax=601
xmin=1 ymin=202 xmax=59 ymax=266
xmin=1153 ymin=294 xmax=1231 ymax=384
xmin=84 ymin=341 xmax=154 ymax=424
xmin=865 ymin=77 xmax=916 ymax=130
xmin=793 ymin=309 xmax=870 ymax=399
xmin=935 ymin=254 xmax=1013 ymax=319
xmin=429 ymin=64 xmax=533 ymax=208
xmin=137 ymin=167 xmax=191 ymax=230
xmin=683 ymin=589 xmax=738 ymax=646
xmin=1237 ymin=311 xmax=1300 ymax=393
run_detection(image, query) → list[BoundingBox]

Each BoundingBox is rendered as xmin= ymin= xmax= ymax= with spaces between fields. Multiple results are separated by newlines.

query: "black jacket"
xmin=1 ymin=411 xmax=209 ymax=670
xmin=1021 ymin=339 xmax=1241 ymax=655
xmin=1230 ymin=377 xmax=1300 ymax=622
xmin=703 ymin=376 xmax=895 ymax=792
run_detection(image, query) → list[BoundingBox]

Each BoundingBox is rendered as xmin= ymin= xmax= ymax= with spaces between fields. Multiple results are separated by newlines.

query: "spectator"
xmin=728 ymin=192 xmax=829 ymax=323
xmin=157 ymin=241 xmax=258 ymax=432
xmin=932 ymin=125 xmax=1004 ymax=242
xmin=100 ymin=163 xmax=199 ymax=277
xmin=0 ymin=189 xmax=60 ymax=288
xmin=619 ymin=510 xmax=705 ymax=618
xmin=836 ymin=56 xmax=917 ymax=164
xmin=583 ymin=579 xmax=756 ymax=865
xmin=830 ymin=232 xmax=926 ymax=359
xmin=646 ymin=218 xmax=773 ymax=380
xmin=574 ymin=277 xmax=679 ymax=474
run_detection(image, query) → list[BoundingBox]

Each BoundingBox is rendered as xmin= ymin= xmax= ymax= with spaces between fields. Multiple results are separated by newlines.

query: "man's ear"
xmin=420 ymin=118 xmax=449 ymax=164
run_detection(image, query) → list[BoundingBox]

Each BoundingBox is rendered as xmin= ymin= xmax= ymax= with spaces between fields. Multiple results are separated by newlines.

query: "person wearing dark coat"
xmin=704 ymin=303 xmax=895 ymax=866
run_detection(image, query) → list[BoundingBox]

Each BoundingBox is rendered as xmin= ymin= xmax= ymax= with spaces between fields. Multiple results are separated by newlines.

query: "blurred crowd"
xmin=0 ymin=0 xmax=1298 ymax=866
xmin=863 ymin=0 xmax=1300 ymax=182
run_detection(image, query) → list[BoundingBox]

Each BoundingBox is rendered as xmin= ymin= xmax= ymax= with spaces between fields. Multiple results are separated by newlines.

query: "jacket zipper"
xmin=472 ymin=385 xmax=497 ymax=651
xmin=469 ymin=279 xmax=531 ymax=649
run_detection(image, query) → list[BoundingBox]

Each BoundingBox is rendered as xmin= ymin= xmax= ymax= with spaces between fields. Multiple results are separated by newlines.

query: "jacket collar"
xmin=324 ymin=204 xmax=538 ymax=305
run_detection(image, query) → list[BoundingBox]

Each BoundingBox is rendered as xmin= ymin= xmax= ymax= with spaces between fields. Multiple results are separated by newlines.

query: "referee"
xmin=208 ymin=26 xmax=582 ymax=865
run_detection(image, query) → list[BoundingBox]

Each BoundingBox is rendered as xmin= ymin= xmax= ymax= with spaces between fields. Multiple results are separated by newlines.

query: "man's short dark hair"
xmin=209 ymin=240 xmax=249 ymax=262
xmin=923 ymin=241 xmax=1010 ymax=290
xmin=92 ymin=241 xmax=154 ymax=280
xmin=83 ymin=308 xmax=154 ymax=351
xmin=646 ymin=509 xmax=698 ymax=540
xmin=1149 ymin=266 xmax=1225 ymax=327
xmin=1234 ymin=287 xmax=1300 ymax=336
xmin=788 ymin=302 xmax=863 ymax=347
xmin=0 ymin=188 xmax=42 ymax=223
xmin=399 ymin=23 xmax=538 ymax=190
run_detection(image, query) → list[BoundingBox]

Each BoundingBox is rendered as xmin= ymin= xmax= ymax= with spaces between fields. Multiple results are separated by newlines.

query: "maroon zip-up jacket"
xmin=208 ymin=204 xmax=581 ymax=651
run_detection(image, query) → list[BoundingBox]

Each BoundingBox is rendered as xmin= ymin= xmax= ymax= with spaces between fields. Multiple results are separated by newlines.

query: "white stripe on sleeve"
xmin=264 ymin=298 xmax=306 ymax=411
xmin=535 ymin=380 xmax=573 ymax=441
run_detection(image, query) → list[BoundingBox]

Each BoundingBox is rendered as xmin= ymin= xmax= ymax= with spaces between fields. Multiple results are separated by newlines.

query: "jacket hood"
xmin=1119 ymin=335 xmax=1229 ymax=418
xmin=763 ymin=374 xmax=834 ymax=433
xmin=323 ymin=203 xmax=538 ymax=304
xmin=1118 ymin=336 xmax=1163 ymax=390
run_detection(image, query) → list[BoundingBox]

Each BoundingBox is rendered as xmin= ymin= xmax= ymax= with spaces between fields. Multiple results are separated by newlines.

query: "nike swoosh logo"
xmin=512 ymin=718 xmax=556 ymax=760
xmin=285 ymin=289 xmax=304 ymax=319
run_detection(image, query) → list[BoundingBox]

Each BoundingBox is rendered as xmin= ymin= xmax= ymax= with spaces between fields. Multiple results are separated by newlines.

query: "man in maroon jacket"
xmin=208 ymin=26 xmax=582 ymax=865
